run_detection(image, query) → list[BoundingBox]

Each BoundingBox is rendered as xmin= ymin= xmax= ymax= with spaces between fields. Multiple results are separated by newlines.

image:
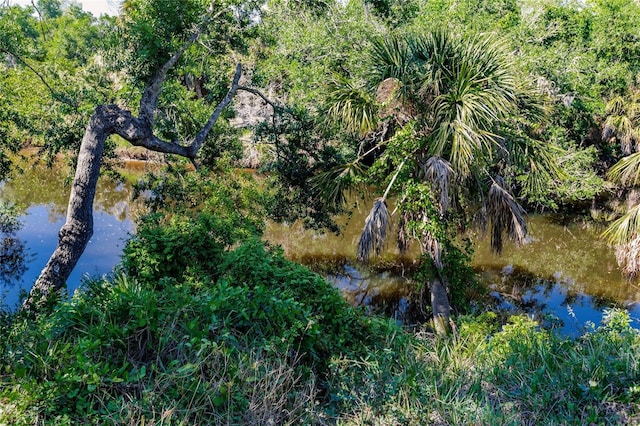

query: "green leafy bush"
xmin=0 ymin=186 xmax=388 ymax=423
xmin=122 ymin=212 xmax=231 ymax=283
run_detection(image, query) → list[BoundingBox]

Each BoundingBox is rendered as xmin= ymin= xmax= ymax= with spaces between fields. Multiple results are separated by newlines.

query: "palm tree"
xmin=322 ymin=30 xmax=557 ymax=334
xmin=601 ymin=91 xmax=640 ymax=278
xmin=602 ymin=92 xmax=640 ymax=155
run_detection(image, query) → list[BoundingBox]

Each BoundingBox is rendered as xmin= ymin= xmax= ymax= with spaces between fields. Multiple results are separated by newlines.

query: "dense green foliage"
xmin=2 ymin=274 xmax=639 ymax=423
xmin=0 ymin=3 xmax=113 ymax=172
xmin=3 ymin=0 xmax=640 ymax=422
xmin=0 ymin=167 xmax=380 ymax=423
xmin=1 ymin=165 xmax=639 ymax=423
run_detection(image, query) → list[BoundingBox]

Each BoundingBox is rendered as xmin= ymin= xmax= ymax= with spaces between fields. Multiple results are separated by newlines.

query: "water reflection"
xmin=2 ymin=155 xmax=640 ymax=333
xmin=266 ymin=209 xmax=640 ymax=333
xmin=0 ymin=235 xmax=28 ymax=285
xmin=0 ymin=158 xmax=135 ymax=309
xmin=473 ymin=215 xmax=633 ymax=302
xmin=481 ymin=265 xmax=639 ymax=336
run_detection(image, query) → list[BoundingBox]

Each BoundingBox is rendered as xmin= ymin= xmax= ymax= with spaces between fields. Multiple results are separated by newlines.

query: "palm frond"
xmin=605 ymin=95 xmax=627 ymax=116
xmin=326 ymin=75 xmax=378 ymax=136
xmin=422 ymin=156 xmax=455 ymax=214
xmin=501 ymin=133 xmax=564 ymax=196
xmin=422 ymin=230 xmax=443 ymax=270
xmin=602 ymin=124 xmax=615 ymax=142
xmin=311 ymin=161 xmax=368 ymax=207
xmin=369 ymin=35 xmax=413 ymax=93
xmin=603 ymin=94 xmax=640 ymax=154
xmin=602 ymin=203 xmax=640 ymax=246
xmin=513 ymin=77 xmax=549 ymax=124
xmin=614 ymin=236 xmax=640 ymax=279
xmin=397 ymin=211 xmax=410 ymax=254
xmin=357 ymin=198 xmax=391 ymax=262
xmin=487 ymin=178 xmax=527 ymax=253
xmin=418 ymin=32 xmax=516 ymax=177
xmin=474 ymin=203 xmax=488 ymax=235
xmin=622 ymin=134 xmax=635 ymax=156
xmin=603 ymin=203 xmax=640 ymax=279
xmin=608 ymin=151 xmax=640 ymax=186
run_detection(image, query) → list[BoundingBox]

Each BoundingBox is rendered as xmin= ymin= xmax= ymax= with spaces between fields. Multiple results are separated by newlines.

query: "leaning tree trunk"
xmin=22 ymin=58 xmax=243 ymax=313
xmin=23 ymin=108 xmax=111 ymax=311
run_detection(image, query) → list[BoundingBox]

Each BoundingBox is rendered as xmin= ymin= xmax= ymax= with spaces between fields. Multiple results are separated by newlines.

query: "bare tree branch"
xmin=138 ymin=29 xmax=203 ymax=123
xmin=189 ymin=63 xmax=243 ymax=157
xmin=124 ymin=64 xmax=245 ymax=160
xmin=238 ymin=85 xmax=284 ymax=112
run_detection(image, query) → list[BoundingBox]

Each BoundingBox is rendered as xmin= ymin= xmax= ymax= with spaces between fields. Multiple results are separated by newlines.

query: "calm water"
xmin=265 ymin=200 xmax=640 ymax=335
xmin=1 ymin=158 xmax=639 ymax=335
xmin=0 ymin=158 xmax=135 ymax=309
xmin=472 ymin=215 xmax=640 ymax=335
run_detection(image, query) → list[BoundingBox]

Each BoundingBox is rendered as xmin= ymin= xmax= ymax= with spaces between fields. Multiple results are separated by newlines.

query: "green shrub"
xmin=121 ymin=212 xmax=230 ymax=283
xmin=0 ymin=219 xmax=383 ymax=423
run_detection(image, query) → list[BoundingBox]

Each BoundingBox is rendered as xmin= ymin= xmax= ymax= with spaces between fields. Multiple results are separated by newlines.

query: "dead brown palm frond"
xmin=357 ymin=160 xmax=406 ymax=261
xmin=602 ymin=124 xmax=615 ymax=142
xmin=615 ymin=235 xmax=640 ymax=279
xmin=397 ymin=212 xmax=410 ymax=254
xmin=622 ymin=134 xmax=635 ymax=156
xmin=422 ymin=229 xmax=443 ymax=270
xmin=375 ymin=78 xmax=415 ymax=125
xmin=357 ymin=198 xmax=391 ymax=262
xmin=487 ymin=178 xmax=527 ymax=253
xmin=603 ymin=204 xmax=640 ymax=279
xmin=421 ymin=156 xmax=455 ymax=214
xmin=474 ymin=203 xmax=488 ymax=235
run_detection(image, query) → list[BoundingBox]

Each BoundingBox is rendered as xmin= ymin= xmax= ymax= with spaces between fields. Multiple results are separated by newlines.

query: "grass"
xmin=327 ymin=311 xmax=640 ymax=425
xmin=2 ymin=280 xmax=639 ymax=425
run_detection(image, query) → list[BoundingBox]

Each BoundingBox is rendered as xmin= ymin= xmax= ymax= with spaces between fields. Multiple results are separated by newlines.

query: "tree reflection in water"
xmin=0 ymin=202 xmax=29 ymax=290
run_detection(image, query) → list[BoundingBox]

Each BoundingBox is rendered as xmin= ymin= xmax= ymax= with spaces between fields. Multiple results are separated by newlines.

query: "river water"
xmin=264 ymin=201 xmax=640 ymax=335
xmin=1 ymin=158 xmax=639 ymax=335
xmin=0 ymin=156 xmax=137 ymax=308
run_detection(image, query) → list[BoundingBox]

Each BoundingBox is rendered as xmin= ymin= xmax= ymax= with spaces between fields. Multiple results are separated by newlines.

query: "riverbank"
xmin=1 ymin=237 xmax=639 ymax=424
xmin=3 ymin=150 xmax=640 ymax=334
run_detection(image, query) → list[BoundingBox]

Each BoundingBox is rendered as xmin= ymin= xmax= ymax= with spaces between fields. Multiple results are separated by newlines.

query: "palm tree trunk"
xmin=430 ymin=273 xmax=450 ymax=335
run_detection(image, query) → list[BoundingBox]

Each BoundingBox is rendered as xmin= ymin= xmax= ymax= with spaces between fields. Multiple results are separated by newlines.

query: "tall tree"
xmin=20 ymin=0 xmax=251 ymax=311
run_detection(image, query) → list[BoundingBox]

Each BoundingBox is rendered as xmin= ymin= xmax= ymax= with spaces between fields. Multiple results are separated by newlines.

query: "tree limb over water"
xmin=22 ymin=31 xmax=244 ymax=312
